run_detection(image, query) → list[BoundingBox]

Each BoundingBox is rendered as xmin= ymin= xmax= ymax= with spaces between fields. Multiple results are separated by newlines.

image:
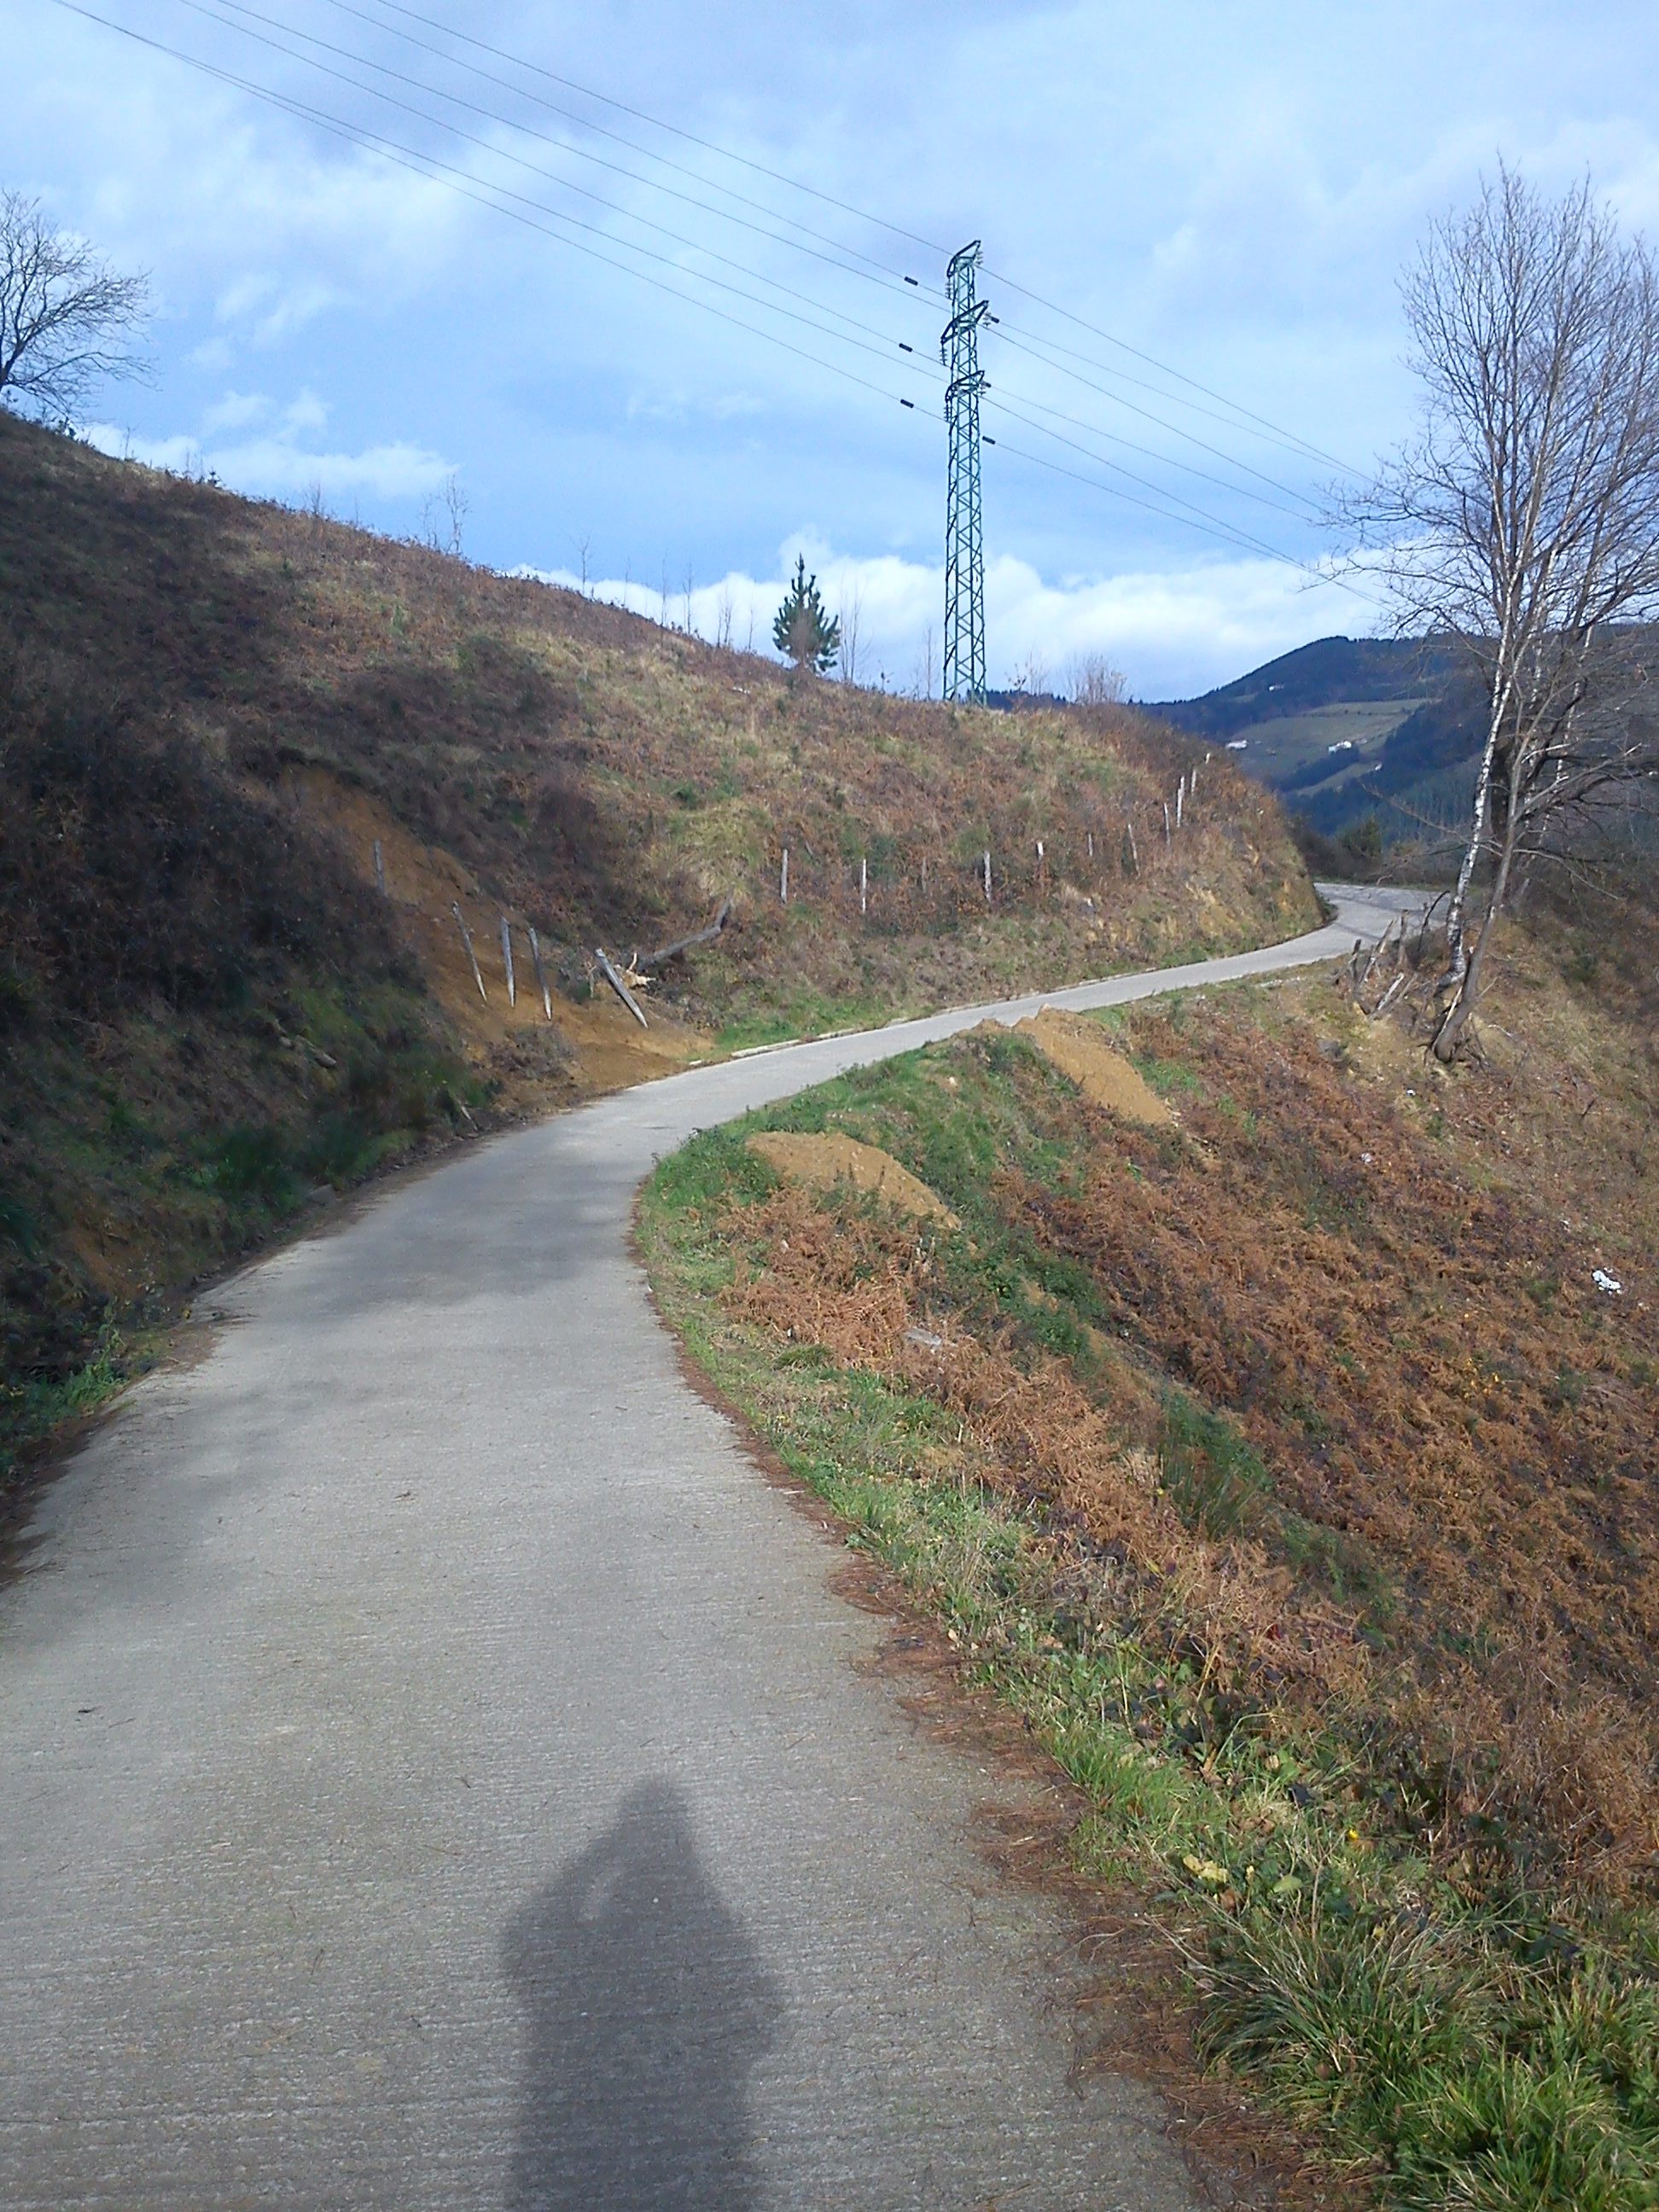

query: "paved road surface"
xmin=0 ymin=887 xmax=1413 ymax=2210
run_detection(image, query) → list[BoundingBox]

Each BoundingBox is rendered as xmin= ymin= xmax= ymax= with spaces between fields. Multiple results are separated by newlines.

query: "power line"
xmin=158 ymin=0 xmax=1330 ymax=527
xmin=146 ymin=0 xmax=1349 ymax=517
xmin=993 ymin=327 xmax=1325 ymax=510
xmin=985 ymin=431 xmax=1391 ymax=608
xmin=322 ymin=0 xmax=1361 ymax=477
xmin=986 ymin=394 xmax=1315 ymax=568
xmin=147 ymin=0 xmax=944 ymax=388
xmin=324 ymin=0 xmax=947 ymax=259
xmin=61 ymin=1 xmax=1370 ymax=585
xmin=304 ymin=0 xmax=940 ymax=295
xmin=56 ymin=3 xmax=923 ymax=406
xmin=985 ymin=266 xmax=1363 ymax=478
xmin=168 ymin=0 xmax=942 ymax=330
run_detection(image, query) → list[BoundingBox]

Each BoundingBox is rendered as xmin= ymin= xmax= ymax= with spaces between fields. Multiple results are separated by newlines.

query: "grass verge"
xmin=637 ymin=1014 xmax=1659 ymax=2211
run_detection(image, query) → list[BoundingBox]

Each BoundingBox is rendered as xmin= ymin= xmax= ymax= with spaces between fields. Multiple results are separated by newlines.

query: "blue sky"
xmin=12 ymin=0 xmax=1659 ymax=695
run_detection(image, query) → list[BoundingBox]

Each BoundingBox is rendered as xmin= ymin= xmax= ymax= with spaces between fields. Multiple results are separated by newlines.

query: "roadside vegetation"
xmin=640 ymin=891 xmax=1659 ymax=2209
xmin=0 ymin=409 xmax=1313 ymax=1499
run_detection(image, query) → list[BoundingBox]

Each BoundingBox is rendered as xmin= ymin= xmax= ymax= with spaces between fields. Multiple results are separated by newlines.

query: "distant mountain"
xmin=1144 ymin=635 xmax=1483 ymax=844
xmin=1146 ymin=636 xmax=1459 ymax=741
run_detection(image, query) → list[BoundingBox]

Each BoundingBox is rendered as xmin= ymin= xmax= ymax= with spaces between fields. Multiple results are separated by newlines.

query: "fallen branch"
xmin=635 ymin=898 xmax=734 ymax=974
xmin=1360 ymin=912 xmax=1403 ymax=992
xmin=595 ymin=946 xmax=649 ymax=1027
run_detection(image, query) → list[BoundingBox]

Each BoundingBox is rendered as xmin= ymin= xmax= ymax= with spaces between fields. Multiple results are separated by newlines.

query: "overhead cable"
xmin=61 ymin=0 xmax=1367 ymax=580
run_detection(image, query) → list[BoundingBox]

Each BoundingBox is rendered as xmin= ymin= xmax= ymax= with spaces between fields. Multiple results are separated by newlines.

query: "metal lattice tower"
xmin=941 ymin=241 xmax=988 ymax=703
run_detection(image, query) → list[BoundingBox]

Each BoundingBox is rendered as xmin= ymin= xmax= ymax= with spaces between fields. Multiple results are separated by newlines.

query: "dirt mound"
xmin=747 ymin=1132 xmax=958 ymax=1225
xmin=1014 ymin=1009 xmax=1173 ymax=1125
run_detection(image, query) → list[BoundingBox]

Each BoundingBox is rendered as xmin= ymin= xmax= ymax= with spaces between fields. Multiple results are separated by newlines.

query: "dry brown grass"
xmin=718 ymin=971 xmax=1659 ymax=1889
xmin=0 ymin=412 xmax=1317 ymax=1037
xmin=0 ymin=408 xmax=1324 ymax=1464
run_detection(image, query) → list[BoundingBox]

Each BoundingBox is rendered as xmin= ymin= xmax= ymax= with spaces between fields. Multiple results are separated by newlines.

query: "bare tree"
xmin=1009 ymin=649 xmax=1051 ymax=698
xmin=715 ymin=584 xmax=735 ymax=650
xmin=1344 ymin=169 xmax=1659 ymax=1057
xmin=837 ymin=584 xmax=864 ymax=684
xmin=1067 ymin=650 xmax=1126 ymax=707
xmin=0 ymin=191 xmax=148 ymax=422
xmin=443 ymin=471 xmax=468 ymax=558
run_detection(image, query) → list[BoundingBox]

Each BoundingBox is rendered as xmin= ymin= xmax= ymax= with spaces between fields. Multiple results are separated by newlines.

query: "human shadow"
xmin=503 ymin=1780 xmax=784 ymax=2210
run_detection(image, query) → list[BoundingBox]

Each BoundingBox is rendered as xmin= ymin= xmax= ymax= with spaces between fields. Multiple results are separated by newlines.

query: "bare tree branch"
xmin=1336 ymin=167 xmax=1659 ymax=1057
xmin=0 ymin=191 xmax=149 ymax=422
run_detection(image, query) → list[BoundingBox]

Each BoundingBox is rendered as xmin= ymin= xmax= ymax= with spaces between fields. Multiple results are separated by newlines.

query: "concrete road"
xmin=0 ymin=888 xmax=1409 ymax=2210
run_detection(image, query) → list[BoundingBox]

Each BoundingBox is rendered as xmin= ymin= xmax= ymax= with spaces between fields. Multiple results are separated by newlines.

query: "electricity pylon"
xmin=941 ymin=241 xmax=988 ymax=703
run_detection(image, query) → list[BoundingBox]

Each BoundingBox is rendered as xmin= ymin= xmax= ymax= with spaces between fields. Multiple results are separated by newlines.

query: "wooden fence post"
xmin=982 ymin=848 xmax=992 ymax=902
xmin=1126 ymin=817 xmax=1139 ymax=873
xmin=372 ymin=838 xmax=386 ymax=897
xmin=527 ymin=926 xmax=553 ymax=1021
xmin=451 ymin=902 xmax=486 ymax=1001
xmin=499 ymin=916 xmax=516 ymax=1007
xmin=859 ymin=856 xmax=868 ymax=917
xmin=595 ymin=946 xmax=649 ymax=1027
xmin=1175 ymin=777 xmax=1185 ymax=830
xmin=1162 ymin=802 xmax=1172 ymax=846
xmin=780 ymin=848 xmax=789 ymax=905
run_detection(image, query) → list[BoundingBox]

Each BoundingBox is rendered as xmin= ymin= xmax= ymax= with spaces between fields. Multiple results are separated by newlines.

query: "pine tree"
xmin=771 ymin=555 xmax=841 ymax=674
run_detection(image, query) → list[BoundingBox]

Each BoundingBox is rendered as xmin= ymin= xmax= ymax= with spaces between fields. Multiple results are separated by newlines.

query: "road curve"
xmin=0 ymin=886 xmax=1410 ymax=2211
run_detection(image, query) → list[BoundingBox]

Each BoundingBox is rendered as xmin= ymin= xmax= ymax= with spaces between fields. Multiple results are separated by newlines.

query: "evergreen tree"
xmin=771 ymin=556 xmax=841 ymax=674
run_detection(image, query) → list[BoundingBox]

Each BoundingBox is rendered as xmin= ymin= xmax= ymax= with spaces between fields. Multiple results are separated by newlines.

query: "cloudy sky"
xmin=12 ymin=0 xmax=1659 ymax=695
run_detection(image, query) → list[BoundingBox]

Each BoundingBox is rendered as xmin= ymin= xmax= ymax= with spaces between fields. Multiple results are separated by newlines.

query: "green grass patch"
xmin=637 ymin=1039 xmax=1659 ymax=2212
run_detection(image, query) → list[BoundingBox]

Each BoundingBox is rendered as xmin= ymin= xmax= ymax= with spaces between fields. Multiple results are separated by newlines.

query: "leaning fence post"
xmin=595 ymin=946 xmax=649 ymax=1027
xmin=372 ymin=838 xmax=387 ymax=897
xmin=527 ymin=926 xmax=553 ymax=1021
xmin=499 ymin=916 xmax=516 ymax=1006
xmin=1162 ymin=802 xmax=1172 ymax=846
xmin=451 ymin=902 xmax=486 ymax=1001
xmin=1126 ymin=817 xmax=1139 ymax=872
xmin=1086 ymin=830 xmax=1094 ymax=861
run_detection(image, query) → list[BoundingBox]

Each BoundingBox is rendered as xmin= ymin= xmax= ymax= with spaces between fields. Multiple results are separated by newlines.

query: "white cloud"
xmin=518 ymin=535 xmax=1383 ymax=700
xmin=201 ymin=390 xmax=270 ymax=434
xmin=282 ymin=389 xmax=329 ymax=437
xmin=84 ymin=418 xmax=451 ymax=503
xmin=18 ymin=0 xmax=1659 ymax=692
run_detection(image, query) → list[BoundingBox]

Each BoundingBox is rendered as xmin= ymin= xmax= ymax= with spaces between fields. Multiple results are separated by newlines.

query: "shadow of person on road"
xmin=503 ymin=1778 xmax=783 ymax=2210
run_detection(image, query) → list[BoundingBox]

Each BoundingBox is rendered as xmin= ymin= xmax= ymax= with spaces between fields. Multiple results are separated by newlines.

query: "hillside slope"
xmin=1149 ymin=636 xmax=1483 ymax=845
xmin=0 ymin=411 xmax=1316 ymax=1490
xmin=642 ymin=889 xmax=1659 ymax=2209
